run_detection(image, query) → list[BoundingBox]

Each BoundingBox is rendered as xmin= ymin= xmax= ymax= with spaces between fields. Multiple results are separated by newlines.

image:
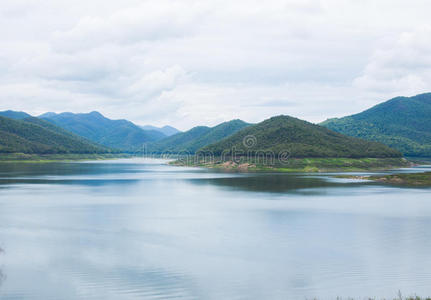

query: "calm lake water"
xmin=0 ymin=158 xmax=430 ymax=299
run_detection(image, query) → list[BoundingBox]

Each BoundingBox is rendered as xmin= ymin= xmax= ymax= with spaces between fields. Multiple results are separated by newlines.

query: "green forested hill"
xmin=321 ymin=93 xmax=431 ymax=156
xmin=40 ymin=111 xmax=166 ymax=151
xmin=0 ymin=116 xmax=108 ymax=154
xmin=147 ymin=120 xmax=250 ymax=153
xmin=201 ymin=115 xmax=401 ymax=158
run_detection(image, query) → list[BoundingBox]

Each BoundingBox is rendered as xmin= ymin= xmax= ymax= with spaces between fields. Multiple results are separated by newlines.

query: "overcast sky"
xmin=0 ymin=0 xmax=430 ymax=130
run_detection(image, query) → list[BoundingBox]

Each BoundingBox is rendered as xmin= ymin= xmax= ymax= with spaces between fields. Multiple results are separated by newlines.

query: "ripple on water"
xmin=65 ymin=266 xmax=201 ymax=300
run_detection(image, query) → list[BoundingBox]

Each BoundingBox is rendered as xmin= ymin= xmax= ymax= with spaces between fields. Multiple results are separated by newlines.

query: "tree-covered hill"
xmin=147 ymin=120 xmax=250 ymax=153
xmin=321 ymin=93 xmax=431 ymax=156
xmin=0 ymin=116 xmax=109 ymax=154
xmin=40 ymin=111 xmax=166 ymax=151
xmin=201 ymin=115 xmax=401 ymax=158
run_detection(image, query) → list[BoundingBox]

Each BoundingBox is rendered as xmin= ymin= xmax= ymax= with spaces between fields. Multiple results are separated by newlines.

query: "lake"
xmin=0 ymin=158 xmax=430 ymax=299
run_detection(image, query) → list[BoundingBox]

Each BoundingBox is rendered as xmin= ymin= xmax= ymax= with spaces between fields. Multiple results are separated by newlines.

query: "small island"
xmin=173 ymin=157 xmax=410 ymax=172
xmin=338 ymin=172 xmax=431 ymax=187
xmin=172 ymin=115 xmax=411 ymax=172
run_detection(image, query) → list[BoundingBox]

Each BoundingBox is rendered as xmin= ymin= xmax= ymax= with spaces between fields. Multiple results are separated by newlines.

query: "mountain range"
xmin=1 ymin=92 xmax=431 ymax=159
xmin=0 ymin=110 xmax=182 ymax=154
xmin=39 ymin=111 xmax=167 ymax=151
xmin=321 ymin=93 xmax=431 ymax=157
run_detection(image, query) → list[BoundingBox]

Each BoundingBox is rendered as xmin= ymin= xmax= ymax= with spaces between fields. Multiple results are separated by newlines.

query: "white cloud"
xmin=353 ymin=26 xmax=431 ymax=101
xmin=52 ymin=1 xmax=208 ymax=53
xmin=127 ymin=65 xmax=188 ymax=97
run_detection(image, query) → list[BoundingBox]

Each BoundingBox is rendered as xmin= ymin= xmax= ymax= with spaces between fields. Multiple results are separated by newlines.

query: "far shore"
xmin=1 ymin=154 xmax=425 ymax=178
xmin=170 ymin=157 xmax=412 ymax=173
xmin=0 ymin=153 xmax=135 ymax=163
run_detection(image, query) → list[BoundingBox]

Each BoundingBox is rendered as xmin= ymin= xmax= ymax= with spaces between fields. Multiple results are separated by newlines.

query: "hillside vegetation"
xmin=321 ymin=93 xmax=431 ymax=157
xmin=201 ymin=115 xmax=402 ymax=158
xmin=0 ymin=116 xmax=108 ymax=154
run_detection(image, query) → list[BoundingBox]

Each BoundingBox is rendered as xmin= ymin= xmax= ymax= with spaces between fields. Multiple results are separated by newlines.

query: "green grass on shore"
xmin=369 ymin=172 xmax=431 ymax=186
xmin=337 ymin=171 xmax=431 ymax=187
xmin=172 ymin=156 xmax=411 ymax=172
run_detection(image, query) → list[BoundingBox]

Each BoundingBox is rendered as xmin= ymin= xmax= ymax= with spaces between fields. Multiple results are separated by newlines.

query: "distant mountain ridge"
xmin=0 ymin=110 xmax=31 ymax=120
xmin=40 ymin=111 xmax=166 ymax=151
xmin=202 ymin=115 xmax=401 ymax=158
xmin=321 ymin=93 xmax=431 ymax=156
xmin=147 ymin=119 xmax=250 ymax=153
xmin=0 ymin=115 xmax=108 ymax=154
xmin=140 ymin=125 xmax=180 ymax=136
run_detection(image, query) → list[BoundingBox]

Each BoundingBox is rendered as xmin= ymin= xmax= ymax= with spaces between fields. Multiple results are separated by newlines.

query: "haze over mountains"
xmin=321 ymin=93 xmax=431 ymax=157
xmin=140 ymin=125 xmax=180 ymax=137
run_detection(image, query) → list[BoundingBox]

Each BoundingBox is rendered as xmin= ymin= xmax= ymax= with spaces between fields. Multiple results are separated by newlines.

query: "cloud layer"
xmin=1 ymin=0 xmax=430 ymax=129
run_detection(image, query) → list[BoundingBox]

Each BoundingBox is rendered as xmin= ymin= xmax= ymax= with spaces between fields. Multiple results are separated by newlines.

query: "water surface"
xmin=0 ymin=158 xmax=430 ymax=299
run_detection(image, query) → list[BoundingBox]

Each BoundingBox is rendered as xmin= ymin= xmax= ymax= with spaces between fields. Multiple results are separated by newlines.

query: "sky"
xmin=0 ymin=0 xmax=430 ymax=130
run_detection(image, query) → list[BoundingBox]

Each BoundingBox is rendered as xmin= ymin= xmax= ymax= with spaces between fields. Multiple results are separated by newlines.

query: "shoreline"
xmin=0 ymin=153 xmax=136 ymax=163
xmin=337 ymin=171 xmax=431 ymax=187
xmin=170 ymin=157 xmax=412 ymax=173
xmin=0 ymin=154 xmax=419 ymax=177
